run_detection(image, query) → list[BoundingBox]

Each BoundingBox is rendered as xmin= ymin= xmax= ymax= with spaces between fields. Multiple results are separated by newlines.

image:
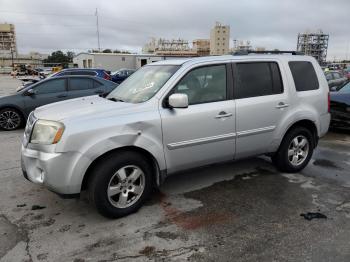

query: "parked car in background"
xmin=325 ymin=70 xmax=348 ymax=89
xmin=0 ymin=76 xmax=118 ymax=130
xmin=52 ymin=68 xmax=112 ymax=81
xmin=21 ymin=54 xmax=330 ymax=218
xmin=344 ymin=68 xmax=350 ymax=80
xmin=111 ymin=68 xmax=136 ymax=84
xmin=330 ymin=81 xmax=350 ymax=129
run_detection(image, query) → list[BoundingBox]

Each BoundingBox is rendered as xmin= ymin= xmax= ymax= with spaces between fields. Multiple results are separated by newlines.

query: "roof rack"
xmin=232 ymin=50 xmax=304 ymax=56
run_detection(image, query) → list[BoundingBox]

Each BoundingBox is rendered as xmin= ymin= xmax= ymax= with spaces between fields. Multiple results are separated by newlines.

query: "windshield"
xmin=339 ymin=82 xmax=350 ymax=94
xmin=107 ymin=65 xmax=180 ymax=103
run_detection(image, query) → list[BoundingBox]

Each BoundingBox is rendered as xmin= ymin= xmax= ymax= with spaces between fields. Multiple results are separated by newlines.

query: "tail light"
xmin=104 ymin=72 xmax=111 ymax=80
xmin=328 ymin=92 xmax=330 ymax=113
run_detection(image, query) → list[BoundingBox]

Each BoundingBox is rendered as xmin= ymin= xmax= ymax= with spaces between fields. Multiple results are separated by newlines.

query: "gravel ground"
xmin=0 ymin=75 xmax=350 ymax=262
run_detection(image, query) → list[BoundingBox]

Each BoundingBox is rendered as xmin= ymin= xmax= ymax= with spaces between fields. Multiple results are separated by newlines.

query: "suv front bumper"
xmin=21 ymin=145 xmax=86 ymax=196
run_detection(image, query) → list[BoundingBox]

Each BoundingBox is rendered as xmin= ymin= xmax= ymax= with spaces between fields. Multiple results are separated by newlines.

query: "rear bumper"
xmin=319 ymin=113 xmax=331 ymax=137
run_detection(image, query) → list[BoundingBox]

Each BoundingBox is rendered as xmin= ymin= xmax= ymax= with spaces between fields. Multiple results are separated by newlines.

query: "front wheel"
xmin=0 ymin=108 xmax=23 ymax=131
xmin=272 ymin=127 xmax=314 ymax=173
xmin=88 ymin=151 xmax=153 ymax=218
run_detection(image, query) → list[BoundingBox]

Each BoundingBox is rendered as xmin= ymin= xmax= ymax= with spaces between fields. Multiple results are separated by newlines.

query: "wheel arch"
xmin=81 ymin=145 xmax=162 ymax=192
xmin=280 ymin=119 xmax=318 ymax=149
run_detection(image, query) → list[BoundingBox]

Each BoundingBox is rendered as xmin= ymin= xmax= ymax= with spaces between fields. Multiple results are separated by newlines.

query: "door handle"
xmin=215 ymin=111 xmax=233 ymax=119
xmin=275 ymin=102 xmax=289 ymax=109
xmin=57 ymin=94 xmax=67 ymax=98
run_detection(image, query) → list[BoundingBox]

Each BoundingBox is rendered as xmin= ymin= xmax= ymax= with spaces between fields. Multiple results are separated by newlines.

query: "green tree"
xmin=44 ymin=50 xmax=75 ymax=67
xmin=102 ymin=49 xmax=112 ymax=53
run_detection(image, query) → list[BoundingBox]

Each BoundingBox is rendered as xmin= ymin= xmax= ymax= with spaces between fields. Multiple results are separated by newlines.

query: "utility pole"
xmin=10 ymin=45 xmax=14 ymax=69
xmin=95 ymin=8 xmax=101 ymax=52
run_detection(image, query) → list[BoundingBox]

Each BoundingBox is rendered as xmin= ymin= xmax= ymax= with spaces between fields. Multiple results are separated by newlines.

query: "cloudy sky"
xmin=0 ymin=0 xmax=349 ymax=60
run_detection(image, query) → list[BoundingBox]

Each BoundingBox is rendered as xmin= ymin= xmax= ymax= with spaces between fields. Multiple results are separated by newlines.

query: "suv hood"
xmin=34 ymin=95 xmax=143 ymax=121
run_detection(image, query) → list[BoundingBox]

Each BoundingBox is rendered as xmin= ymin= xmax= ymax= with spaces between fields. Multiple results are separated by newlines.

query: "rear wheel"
xmin=0 ymin=108 xmax=23 ymax=131
xmin=88 ymin=151 xmax=153 ymax=218
xmin=272 ymin=127 xmax=314 ymax=173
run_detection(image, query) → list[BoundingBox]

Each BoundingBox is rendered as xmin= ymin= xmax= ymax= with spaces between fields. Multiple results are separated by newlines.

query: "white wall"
xmin=94 ymin=54 xmax=136 ymax=71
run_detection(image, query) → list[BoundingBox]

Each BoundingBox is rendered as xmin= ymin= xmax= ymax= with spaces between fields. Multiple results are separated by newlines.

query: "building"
xmin=193 ymin=39 xmax=210 ymax=56
xmin=73 ymin=53 xmax=195 ymax=71
xmin=297 ymin=30 xmax=329 ymax=64
xmin=210 ymin=22 xmax=230 ymax=55
xmin=0 ymin=23 xmax=17 ymax=55
xmin=142 ymin=38 xmax=197 ymax=56
xmin=231 ymin=40 xmax=253 ymax=53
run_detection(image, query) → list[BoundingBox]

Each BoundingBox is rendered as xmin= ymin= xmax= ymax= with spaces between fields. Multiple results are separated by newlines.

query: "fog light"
xmin=36 ymin=167 xmax=45 ymax=183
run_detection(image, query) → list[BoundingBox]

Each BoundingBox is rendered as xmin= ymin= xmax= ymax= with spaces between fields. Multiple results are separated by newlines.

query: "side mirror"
xmin=168 ymin=93 xmax=188 ymax=108
xmin=330 ymin=86 xmax=337 ymax=92
xmin=25 ymin=89 xmax=36 ymax=96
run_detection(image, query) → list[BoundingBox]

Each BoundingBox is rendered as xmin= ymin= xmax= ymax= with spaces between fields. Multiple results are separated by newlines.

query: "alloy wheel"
xmin=0 ymin=110 xmax=21 ymax=130
xmin=107 ymin=165 xmax=145 ymax=208
xmin=288 ymin=135 xmax=309 ymax=166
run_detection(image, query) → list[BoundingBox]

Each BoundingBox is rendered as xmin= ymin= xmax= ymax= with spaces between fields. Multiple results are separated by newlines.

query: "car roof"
xmin=150 ymin=54 xmax=316 ymax=67
xmin=61 ymin=68 xmax=104 ymax=71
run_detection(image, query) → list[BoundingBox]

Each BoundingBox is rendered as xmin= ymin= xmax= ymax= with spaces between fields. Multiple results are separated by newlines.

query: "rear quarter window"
xmin=289 ymin=61 xmax=319 ymax=91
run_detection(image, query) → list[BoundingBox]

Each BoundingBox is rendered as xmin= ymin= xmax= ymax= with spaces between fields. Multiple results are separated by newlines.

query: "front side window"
xmin=289 ymin=61 xmax=319 ymax=91
xmin=173 ymin=65 xmax=227 ymax=105
xmin=35 ymin=79 xmax=66 ymax=94
xmin=69 ymin=78 xmax=94 ymax=91
xmin=234 ymin=62 xmax=283 ymax=99
xmin=107 ymin=65 xmax=179 ymax=103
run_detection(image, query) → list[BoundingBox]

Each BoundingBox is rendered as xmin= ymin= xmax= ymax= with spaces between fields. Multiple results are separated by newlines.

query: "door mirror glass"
xmin=168 ymin=93 xmax=188 ymax=108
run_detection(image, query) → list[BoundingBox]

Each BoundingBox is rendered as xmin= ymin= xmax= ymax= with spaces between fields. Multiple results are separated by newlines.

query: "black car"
xmin=330 ymin=81 xmax=350 ymax=129
xmin=0 ymin=76 xmax=118 ymax=131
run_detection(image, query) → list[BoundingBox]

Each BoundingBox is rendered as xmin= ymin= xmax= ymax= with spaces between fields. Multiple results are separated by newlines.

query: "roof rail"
xmin=232 ymin=50 xmax=304 ymax=56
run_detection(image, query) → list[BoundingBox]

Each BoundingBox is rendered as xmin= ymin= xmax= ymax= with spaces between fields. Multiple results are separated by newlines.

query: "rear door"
xmin=67 ymin=77 xmax=105 ymax=98
xmin=233 ymin=61 xmax=289 ymax=158
xmin=23 ymin=78 xmax=68 ymax=114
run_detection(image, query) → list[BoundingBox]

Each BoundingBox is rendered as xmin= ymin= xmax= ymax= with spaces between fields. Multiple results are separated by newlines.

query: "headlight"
xmin=30 ymin=120 xmax=65 ymax=145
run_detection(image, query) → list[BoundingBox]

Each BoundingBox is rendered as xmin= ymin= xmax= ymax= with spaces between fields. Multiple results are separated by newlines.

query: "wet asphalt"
xmin=0 ymin=75 xmax=350 ymax=262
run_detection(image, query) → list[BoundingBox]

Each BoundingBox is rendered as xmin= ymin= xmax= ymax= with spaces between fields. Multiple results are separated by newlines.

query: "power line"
xmin=0 ymin=10 xmax=93 ymax=16
xmin=12 ymin=22 xmax=95 ymax=27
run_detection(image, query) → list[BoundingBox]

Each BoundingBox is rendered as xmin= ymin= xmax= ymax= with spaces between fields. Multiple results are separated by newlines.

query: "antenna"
xmin=95 ymin=8 xmax=101 ymax=51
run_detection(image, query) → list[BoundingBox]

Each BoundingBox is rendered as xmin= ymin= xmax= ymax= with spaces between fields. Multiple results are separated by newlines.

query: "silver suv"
xmin=21 ymin=54 xmax=330 ymax=218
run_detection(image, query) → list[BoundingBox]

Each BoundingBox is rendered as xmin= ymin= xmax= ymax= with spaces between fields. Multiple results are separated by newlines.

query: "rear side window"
xmin=234 ymin=62 xmax=283 ymax=99
xmin=69 ymin=78 xmax=94 ymax=90
xmin=289 ymin=61 xmax=319 ymax=91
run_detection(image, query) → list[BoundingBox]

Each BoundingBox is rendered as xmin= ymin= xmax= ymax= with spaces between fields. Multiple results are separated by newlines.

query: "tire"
xmin=0 ymin=108 xmax=23 ymax=131
xmin=88 ymin=151 xmax=153 ymax=218
xmin=272 ymin=126 xmax=314 ymax=173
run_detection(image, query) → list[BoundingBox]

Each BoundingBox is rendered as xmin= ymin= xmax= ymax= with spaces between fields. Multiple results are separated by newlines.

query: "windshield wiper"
xmin=108 ymin=97 xmax=125 ymax=102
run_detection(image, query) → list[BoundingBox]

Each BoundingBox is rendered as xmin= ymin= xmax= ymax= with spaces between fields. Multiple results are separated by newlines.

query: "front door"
xmin=160 ymin=64 xmax=236 ymax=173
xmin=23 ymin=78 xmax=68 ymax=115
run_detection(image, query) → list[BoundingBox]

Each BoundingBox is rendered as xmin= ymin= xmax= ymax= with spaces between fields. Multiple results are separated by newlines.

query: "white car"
xmin=21 ymin=53 xmax=330 ymax=218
